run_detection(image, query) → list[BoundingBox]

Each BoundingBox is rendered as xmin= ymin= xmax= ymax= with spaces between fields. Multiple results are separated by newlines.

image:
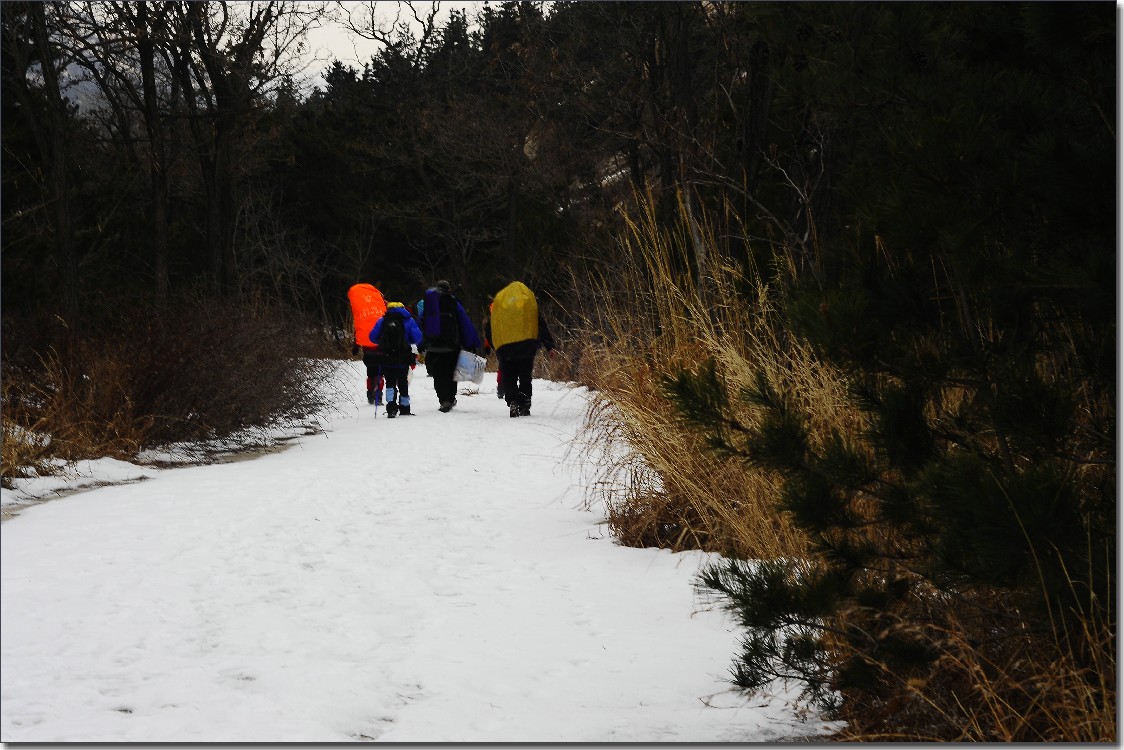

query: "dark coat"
xmin=489 ymin=313 xmax=556 ymax=360
xmin=368 ymin=305 xmax=424 ymax=367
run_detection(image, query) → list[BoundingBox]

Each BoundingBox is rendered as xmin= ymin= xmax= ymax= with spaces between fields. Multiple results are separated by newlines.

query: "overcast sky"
xmin=301 ymin=1 xmax=485 ymax=91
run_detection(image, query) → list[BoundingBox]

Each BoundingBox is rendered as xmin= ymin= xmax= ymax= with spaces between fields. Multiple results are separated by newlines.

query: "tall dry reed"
xmin=563 ymin=191 xmax=861 ymax=561
xmin=833 ymin=572 xmax=1116 ymax=742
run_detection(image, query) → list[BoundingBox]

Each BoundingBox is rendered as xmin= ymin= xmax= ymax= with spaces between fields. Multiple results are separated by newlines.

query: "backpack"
xmin=347 ymin=283 xmax=386 ymax=348
xmin=423 ymin=288 xmax=461 ymax=352
xmin=491 ymin=281 xmax=538 ymax=350
xmin=377 ymin=313 xmax=407 ymax=356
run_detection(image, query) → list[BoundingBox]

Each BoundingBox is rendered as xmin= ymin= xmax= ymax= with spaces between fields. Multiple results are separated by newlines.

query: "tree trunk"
xmin=30 ymin=2 xmax=78 ymax=315
xmin=136 ymin=2 xmax=170 ymax=302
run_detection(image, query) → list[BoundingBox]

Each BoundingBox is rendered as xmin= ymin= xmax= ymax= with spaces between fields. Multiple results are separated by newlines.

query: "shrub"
xmin=1 ymin=295 xmax=343 ymax=483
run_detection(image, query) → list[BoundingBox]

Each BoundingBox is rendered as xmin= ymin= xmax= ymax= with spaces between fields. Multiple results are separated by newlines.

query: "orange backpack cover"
xmin=348 ymin=283 xmax=387 ymax=347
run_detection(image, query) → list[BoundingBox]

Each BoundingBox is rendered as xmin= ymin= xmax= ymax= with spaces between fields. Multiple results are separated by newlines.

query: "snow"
xmin=1 ymin=359 xmax=841 ymax=743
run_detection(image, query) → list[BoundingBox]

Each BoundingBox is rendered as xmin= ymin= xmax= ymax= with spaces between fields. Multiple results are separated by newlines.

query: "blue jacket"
xmin=368 ymin=304 xmax=424 ymax=366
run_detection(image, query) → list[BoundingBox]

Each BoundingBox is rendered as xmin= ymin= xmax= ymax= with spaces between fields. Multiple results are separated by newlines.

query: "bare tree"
xmin=2 ymin=2 xmax=80 ymax=314
xmin=34 ymin=1 xmax=328 ymax=301
xmin=337 ymin=0 xmax=444 ymax=67
xmin=58 ymin=2 xmax=180 ymax=301
xmin=166 ymin=0 xmax=327 ymax=296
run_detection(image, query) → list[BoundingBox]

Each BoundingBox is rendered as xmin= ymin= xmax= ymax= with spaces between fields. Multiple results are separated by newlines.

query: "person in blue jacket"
xmin=368 ymin=302 xmax=424 ymax=418
xmin=420 ymin=280 xmax=481 ymax=413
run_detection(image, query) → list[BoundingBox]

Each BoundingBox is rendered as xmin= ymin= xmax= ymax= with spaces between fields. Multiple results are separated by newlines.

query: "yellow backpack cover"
xmin=491 ymin=281 xmax=538 ymax=349
xmin=348 ymin=283 xmax=387 ymax=347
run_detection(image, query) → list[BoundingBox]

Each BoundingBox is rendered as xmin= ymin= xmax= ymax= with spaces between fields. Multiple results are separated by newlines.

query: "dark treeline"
xmin=4 ymin=0 xmax=1013 ymax=327
xmin=3 ymin=2 xmax=1114 ymax=327
xmin=4 ymin=0 xmax=802 ymax=326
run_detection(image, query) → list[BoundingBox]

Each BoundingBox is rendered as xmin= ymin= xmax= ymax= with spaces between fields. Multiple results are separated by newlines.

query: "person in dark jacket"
xmin=485 ymin=290 xmax=556 ymax=418
xmin=420 ymin=280 xmax=481 ymax=413
xmin=368 ymin=302 xmax=424 ymax=418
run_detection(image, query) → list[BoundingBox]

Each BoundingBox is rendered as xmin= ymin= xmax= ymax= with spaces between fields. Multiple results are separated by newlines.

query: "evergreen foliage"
xmin=665 ymin=3 xmax=1115 ymax=730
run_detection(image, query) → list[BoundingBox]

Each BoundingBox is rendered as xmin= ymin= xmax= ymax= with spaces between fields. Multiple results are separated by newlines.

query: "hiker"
xmin=368 ymin=302 xmax=423 ymax=417
xmin=486 ymin=281 xmax=556 ymax=418
xmin=420 ymin=280 xmax=481 ymax=413
xmin=347 ymin=283 xmax=386 ymax=406
xmin=362 ymin=350 xmax=384 ymax=406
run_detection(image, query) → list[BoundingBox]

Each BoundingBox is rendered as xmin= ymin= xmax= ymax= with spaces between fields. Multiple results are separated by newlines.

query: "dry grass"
xmin=1 ymin=368 xmax=58 ymax=483
xmin=3 ymin=343 xmax=154 ymax=467
xmin=833 ymin=581 xmax=1117 ymax=742
xmin=1 ymin=297 xmax=342 ymax=486
xmin=560 ymin=191 xmax=863 ymax=560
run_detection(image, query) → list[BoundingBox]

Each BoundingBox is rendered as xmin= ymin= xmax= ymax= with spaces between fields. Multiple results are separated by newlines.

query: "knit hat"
xmin=434 ymin=280 xmax=452 ymax=293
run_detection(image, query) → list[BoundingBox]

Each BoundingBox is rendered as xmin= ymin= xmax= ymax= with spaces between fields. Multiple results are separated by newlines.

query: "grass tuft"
xmin=1 ymin=295 xmax=344 ymax=485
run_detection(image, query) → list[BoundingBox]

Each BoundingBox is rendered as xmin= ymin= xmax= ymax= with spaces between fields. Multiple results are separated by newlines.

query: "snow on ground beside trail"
xmin=1 ymin=359 xmax=842 ymax=743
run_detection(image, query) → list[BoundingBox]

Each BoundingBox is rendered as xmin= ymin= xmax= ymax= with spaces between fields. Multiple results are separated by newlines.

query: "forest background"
xmin=1 ymin=1 xmax=1116 ymax=742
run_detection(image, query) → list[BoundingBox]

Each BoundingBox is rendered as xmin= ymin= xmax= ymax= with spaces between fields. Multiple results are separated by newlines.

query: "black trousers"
xmin=499 ymin=354 xmax=534 ymax=407
xmin=425 ymin=350 xmax=459 ymax=403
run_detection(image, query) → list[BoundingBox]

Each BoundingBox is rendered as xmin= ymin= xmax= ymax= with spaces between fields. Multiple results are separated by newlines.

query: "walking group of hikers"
xmin=348 ymin=279 xmax=555 ymax=419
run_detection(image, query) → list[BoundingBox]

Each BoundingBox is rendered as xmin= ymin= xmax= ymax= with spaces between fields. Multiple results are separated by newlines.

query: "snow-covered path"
xmin=1 ymin=360 xmax=838 ymax=743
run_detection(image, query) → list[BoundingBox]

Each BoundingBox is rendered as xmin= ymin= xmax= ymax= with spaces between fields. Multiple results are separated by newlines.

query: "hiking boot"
xmin=367 ymin=389 xmax=375 ymax=405
xmin=497 ymin=387 xmax=505 ymax=399
xmin=509 ymin=403 xmax=520 ymax=418
xmin=439 ymin=400 xmax=453 ymax=413
xmin=399 ymin=404 xmax=412 ymax=416
xmin=386 ymin=402 xmax=399 ymax=418
xmin=518 ymin=402 xmax=531 ymax=417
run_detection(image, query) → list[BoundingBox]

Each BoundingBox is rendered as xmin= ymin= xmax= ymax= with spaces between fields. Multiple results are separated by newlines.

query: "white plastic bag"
xmin=453 ymin=350 xmax=487 ymax=384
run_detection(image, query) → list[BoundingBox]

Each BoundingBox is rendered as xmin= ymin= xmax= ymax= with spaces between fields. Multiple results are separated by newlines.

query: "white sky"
xmin=301 ymin=1 xmax=485 ymax=91
xmin=1 ymin=360 xmax=842 ymax=742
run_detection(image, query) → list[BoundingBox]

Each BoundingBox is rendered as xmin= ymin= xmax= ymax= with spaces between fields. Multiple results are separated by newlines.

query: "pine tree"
xmin=666 ymin=2 xmax=1115 ymax=719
